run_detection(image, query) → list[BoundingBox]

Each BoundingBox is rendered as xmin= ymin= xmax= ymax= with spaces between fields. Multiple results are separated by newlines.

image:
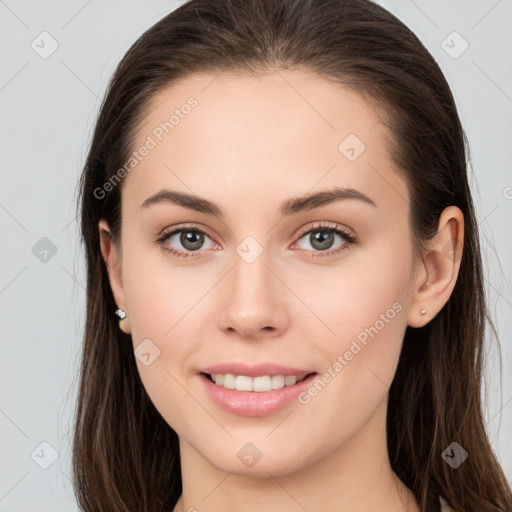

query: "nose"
xmin=218 ymin=250 xmax=290 ymax=339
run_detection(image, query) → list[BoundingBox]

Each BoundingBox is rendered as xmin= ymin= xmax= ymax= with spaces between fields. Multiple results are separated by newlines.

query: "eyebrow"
xmin=141 ymin=186 xmax=376 ymax=217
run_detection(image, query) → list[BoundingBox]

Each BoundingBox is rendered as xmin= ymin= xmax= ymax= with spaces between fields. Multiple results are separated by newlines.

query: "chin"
xmin=197 ymin=439 xmax=319 ymax=478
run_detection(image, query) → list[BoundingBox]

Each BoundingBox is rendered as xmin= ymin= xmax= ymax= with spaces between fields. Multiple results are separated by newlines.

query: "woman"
xmin=73 ymin=0 xmax=512 ymax=510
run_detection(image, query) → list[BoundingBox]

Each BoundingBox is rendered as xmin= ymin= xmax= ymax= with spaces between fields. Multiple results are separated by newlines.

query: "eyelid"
xmin=294 ymin=220 xmax=354 ymax=240
xmin=157 ymin=222 xmax=217 ymax=242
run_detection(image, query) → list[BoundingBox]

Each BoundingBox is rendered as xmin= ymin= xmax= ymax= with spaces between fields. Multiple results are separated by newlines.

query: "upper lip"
xmin=200 ymin=362 xmax=316 ymax=378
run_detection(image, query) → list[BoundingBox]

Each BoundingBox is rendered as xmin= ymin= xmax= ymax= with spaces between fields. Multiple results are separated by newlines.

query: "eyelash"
xmin=155 ymin=222 xmax=359 ymax=259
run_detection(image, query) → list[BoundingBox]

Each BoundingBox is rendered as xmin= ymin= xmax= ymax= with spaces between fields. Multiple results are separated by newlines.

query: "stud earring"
xmin=115 ymin=307 xmax=127 ymax=320
xmin=420 ymin=309 xmax=427 ymax=316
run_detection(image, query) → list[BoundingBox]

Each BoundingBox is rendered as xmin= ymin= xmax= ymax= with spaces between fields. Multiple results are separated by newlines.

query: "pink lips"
xmin=198 ymin=362 xmax=318 ymax=417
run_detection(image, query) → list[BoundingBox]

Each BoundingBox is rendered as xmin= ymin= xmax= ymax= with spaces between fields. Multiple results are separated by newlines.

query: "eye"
xmin=156 ymin=221 xmax=358 ymax=259
xmin=156 ymin=225 xmax=219 ymax=258
xmin=291 ymin=222 xmax=358 ymax=258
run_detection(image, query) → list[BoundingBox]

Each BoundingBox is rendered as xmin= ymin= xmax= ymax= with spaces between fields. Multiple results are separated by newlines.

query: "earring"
xmin=115 ymin=307 xmax=127 ymax=320
xmin=420 ymin=309 xmax=427 ymax=316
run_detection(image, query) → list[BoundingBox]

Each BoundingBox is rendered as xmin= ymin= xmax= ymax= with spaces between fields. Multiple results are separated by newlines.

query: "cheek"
xmin=305 ymin=234 xmax=412 ymax=343
xmin=295 ymin=277 xmax=408 ymax=451
xmin=122 ymin=263 xmax=207 ymax=433
xmin=119 ymin=247 xmax=210 ymax=418
xmin=121 ymin=240 xmax=212 ymax=339
xmin=302 ymin=237 xmax=413 ymax=399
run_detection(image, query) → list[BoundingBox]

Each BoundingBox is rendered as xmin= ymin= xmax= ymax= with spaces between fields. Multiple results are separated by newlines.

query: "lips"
xmin=197 ymin=362 xmax=319 ymax=416
xmin=199 ymin=371 xmax=318 ymax=416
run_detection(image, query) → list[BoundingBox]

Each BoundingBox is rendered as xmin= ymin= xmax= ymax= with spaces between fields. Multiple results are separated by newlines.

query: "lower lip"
xmin=199 ymin=372 xmax=318 ymax=417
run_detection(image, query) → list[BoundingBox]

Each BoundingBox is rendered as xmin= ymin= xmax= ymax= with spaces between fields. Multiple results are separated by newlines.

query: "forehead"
xmin=134 ymin=69 xmax=386 ymax=153
xmin=124 ymin=69 xmax=407 ymax=215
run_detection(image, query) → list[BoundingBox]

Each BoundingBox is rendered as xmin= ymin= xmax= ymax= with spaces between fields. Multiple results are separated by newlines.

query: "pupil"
xmin=311 ymin=231 xmax=333 ymax=250
xmin=181 ymin=231 xmax=204 ymax=250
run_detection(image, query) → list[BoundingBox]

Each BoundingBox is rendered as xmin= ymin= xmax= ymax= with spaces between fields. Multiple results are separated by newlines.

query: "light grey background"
xmin=0 ymin=0 xmax=511 ymax=510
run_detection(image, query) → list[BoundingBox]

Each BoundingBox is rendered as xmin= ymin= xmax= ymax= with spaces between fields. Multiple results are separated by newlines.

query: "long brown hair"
xmin=73 ymin=0 xmax=512 ymax=510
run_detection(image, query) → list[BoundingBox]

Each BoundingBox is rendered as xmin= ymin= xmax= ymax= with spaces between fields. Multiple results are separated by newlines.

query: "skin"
xmin=99 ymin=69 xmax=463 ymax=512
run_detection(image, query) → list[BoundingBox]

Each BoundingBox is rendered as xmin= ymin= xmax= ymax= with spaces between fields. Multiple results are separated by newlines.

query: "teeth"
xmin=210 ymin=373 xmax=308 ymax=392
xmin=285 ymin=375 xmax=297 ymax=386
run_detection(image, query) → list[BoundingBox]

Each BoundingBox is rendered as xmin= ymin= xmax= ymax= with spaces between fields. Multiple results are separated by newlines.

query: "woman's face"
xmin=104 ymin=69 xmax=425 ymax=476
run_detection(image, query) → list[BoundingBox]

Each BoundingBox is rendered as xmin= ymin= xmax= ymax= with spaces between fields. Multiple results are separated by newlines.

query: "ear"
xmin=98 ymin=219 xmax=131 ymax=334
xmin=407 ymin=206 xmax=464 ymax=328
